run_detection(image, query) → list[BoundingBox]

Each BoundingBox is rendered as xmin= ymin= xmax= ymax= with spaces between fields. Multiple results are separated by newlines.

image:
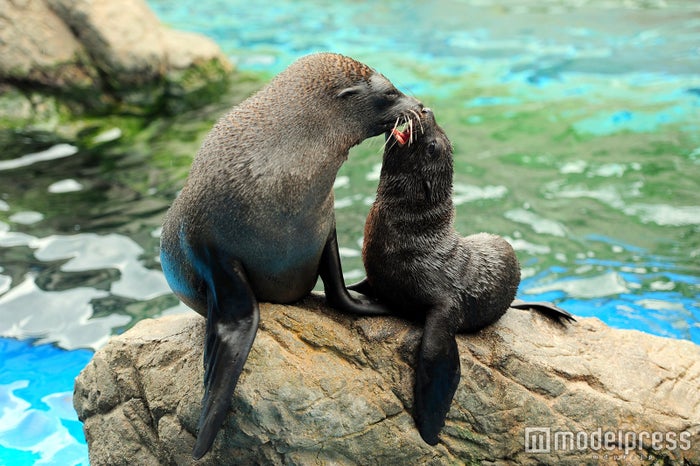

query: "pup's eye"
xmin=428 ymin=141 xmax=437 ymax=155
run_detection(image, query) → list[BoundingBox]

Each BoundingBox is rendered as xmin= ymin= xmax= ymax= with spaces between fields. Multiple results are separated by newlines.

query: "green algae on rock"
xmin=0 ymin=0 xmax=233 ymax=123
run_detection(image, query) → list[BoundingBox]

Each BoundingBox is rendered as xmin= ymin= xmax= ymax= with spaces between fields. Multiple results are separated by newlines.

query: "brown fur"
xmin=160 ymin=53 xmax=422 ymax=313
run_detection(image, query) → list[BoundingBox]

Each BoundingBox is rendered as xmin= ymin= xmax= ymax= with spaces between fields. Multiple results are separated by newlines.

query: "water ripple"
xmin=0 ymin=144 xmax=78 ymax=171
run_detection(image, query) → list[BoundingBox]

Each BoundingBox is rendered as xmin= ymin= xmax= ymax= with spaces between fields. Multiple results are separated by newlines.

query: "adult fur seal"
xmin=349 ymin=108 xmax=574 ymax=445
xmin=159 ymin=52 xmax=423 ymax=458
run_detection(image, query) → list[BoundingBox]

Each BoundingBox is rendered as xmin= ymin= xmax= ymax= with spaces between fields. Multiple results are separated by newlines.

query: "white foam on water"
xmin=0 ymin=221 xmax=38 ymax=247
xmin=339 ymin=247 xmax=361 ymax=258
xmin=0 ymin=144 xmax=79 ymax=171
xmin=48 ymin=179 xmax=84 ymax=194
xmin=559 ymin=160 xmax=587 ymax=174
xmin=624 ymin=203 xmax=700 ymax=226
xmin=0 ymin=274 xmax=10 ymax=295
xmin=452 ymin=183 xmax=508 ymax=205
xmin=524 ymin=271 xmax=629 ymax=299
xmin=366 ymin=163 xmax=382 ymax=181
xmin=33 ymin=233 xmax=172 ymax=300
xmin=92 ymin=127 xmax=122 ymax=144
xmin=504 ymin=208 xmax=568 ymax=237
xmin=9 ymin=211 xmax=44 ymax=225
xmin=0 ymin=275 xmax=122 ymax=350
xmin=506 ymin=237 xmax=552 ymax=255
xmin=333 ymin=175 xmax=350 ymax=189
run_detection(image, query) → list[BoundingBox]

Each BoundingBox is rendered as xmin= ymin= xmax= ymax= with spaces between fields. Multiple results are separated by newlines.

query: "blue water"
xmin=0 ymin=339 xmax=91 ymax=465
xmin=1 ymin=1 xmax=699 ymax=464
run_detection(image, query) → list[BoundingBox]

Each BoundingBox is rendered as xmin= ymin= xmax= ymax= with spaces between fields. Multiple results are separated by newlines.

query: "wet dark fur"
xmin=354 ymin=108 xmax=573 ymax=445
xmin=362 ymin=110 xmax=519 ymax=331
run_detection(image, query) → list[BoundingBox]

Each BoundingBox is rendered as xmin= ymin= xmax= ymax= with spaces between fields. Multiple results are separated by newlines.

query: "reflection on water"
xmin=0 ymin=138 xmax=187 ymax=464
xmin=0 ymin=223 xmax=184 ymax=350
xmin=0 ymin=338 xmax=92 ymax=465
xmin=524 ymin=260 xmax=700 ymax=342
xmin=0 ymin=144 xmax=78 ymax=171
xmin=1 ymin=0 xmax=699 ymax=463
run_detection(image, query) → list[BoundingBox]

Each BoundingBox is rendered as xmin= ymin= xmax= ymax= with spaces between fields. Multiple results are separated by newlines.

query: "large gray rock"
xmin=0 ymin=0 xmax=96 ymax=88
xmin=0 ymin=0 xmax=232 ymax=116
xmin=74 ymin=295 xmax=700 ymax=465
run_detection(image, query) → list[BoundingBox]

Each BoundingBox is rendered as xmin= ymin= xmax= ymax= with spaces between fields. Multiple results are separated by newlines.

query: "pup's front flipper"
xmin=511 ymin=299 xmax=576 ymax=323
xmin=319 ymin=228 xmax=391 ymax=316
xmin=193 ymin=258 xmax=260 ymax=459
xmin=346 ymin=277 xmax=376 ymax=299
xmin=414 ymin=309 xmax=461 ymax=445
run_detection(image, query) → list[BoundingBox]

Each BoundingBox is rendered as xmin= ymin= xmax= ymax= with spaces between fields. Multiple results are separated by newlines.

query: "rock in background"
xmin=0 ymin=0 xmax=232 ymax=121
xmin=74 ymin=295 xmax=700 ymax=466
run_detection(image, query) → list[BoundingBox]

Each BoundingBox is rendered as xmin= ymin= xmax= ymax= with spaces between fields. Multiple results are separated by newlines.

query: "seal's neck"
xmin=376 ymin=159 xmax=454 ymax=212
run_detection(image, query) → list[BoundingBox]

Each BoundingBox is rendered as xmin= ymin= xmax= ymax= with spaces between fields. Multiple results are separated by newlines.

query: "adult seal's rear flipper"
xmin=414 ymin=311 xmax=461 ymax=445
xmin=319 ymin=228 xmax=391 ymax=316
xmin=192 ymin=259 xmax=260 ymax=460
xmin=511 ymin=299 xmax=576 ymax=323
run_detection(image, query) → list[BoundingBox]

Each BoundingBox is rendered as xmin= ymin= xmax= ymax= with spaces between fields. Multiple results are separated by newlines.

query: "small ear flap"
xmin=336 ymin=85 xmax=363 ymax=98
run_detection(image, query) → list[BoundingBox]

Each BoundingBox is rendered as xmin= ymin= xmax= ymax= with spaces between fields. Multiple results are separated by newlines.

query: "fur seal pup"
xmin=349 ymin=107 xmax=574 ymax=445
xmin=160 ymin=53 xmax=423 ymax=458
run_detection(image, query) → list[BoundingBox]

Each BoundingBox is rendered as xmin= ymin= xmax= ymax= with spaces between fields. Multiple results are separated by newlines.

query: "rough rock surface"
xmin=0 ymin=0 xmax=232 ymax=116
xmin=74 ymin=295 xmax=700 ymax=465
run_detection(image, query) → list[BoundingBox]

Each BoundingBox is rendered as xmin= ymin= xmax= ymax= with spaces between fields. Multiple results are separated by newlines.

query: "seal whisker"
xmin=400 ymin=113 xmax=413 ymax=146
xmin=408 ymin=109 xmax=424 ymax=136
xmin=387 ymin=132 xmax=401 ymax=152
xmin=408 ymin=109 xmax=425 ymax=139
xmin=393 ymin=115 xmax=401 ymax=133
xmin=381 ymin=127 xmax=397 ymax=152
xmin=380 ymin=138 xmax=391 ymax=152
xmin=380 ymin=116 xmax=402 ymax=152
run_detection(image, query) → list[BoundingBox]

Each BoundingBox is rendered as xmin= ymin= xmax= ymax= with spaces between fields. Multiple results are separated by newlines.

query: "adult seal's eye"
xmin=428 ymin=141 xmax=437 ymax=155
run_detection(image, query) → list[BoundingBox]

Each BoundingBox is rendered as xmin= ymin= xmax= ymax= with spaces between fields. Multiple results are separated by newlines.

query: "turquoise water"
xmin=0 ymin=339 xmax=91 ymax=465
xmin=1 ymin=1 xmax=699 ymax=463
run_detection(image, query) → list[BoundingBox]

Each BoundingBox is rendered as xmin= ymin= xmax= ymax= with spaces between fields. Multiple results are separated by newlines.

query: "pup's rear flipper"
xmin=511 ymin=299 xmax=576 ymax=323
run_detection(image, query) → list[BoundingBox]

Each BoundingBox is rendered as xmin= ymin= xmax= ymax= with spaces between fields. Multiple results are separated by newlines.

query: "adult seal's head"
xmin=283 ymin=53 xmax=422 ymax=146
xmin=351 ymin=108 xmax=574 ymax=446
xmin=159 ymin=53 xmax=423 ymax=459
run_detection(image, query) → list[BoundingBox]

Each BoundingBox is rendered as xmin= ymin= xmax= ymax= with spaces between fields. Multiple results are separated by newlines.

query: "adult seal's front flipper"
xmin=192 ymin=259 xmax=260 ymax=460
xmin=414 ymin=310 xmax=461 ymax=446
xmin=511 ymin=299 xmax=576 ymax=323
xmin=319 ymin=229 xmax=391 ymax=316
